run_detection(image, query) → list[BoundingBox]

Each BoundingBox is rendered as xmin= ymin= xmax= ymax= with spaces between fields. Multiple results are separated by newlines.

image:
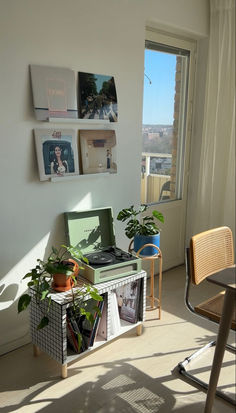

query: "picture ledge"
xmin=48 ymin=117 xmax=110 ymax=124
xmin=50 ymin=172 xmax=110 ymax=182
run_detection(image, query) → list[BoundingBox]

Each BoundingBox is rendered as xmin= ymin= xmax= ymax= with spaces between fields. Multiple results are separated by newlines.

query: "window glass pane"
xmin=141 ymin=42 xmax=189 ymax=204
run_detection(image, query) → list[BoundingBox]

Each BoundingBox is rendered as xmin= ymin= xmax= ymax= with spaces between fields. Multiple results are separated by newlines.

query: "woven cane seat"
xmin=195 ymin=290 xmax=236 ymax=330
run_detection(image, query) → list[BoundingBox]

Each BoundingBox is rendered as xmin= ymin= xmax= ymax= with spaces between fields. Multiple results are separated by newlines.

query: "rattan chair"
xmin=159 ymin=180 xmax=170 ymax=201
xmin=178 ymin=226 xmax=236 ymax=405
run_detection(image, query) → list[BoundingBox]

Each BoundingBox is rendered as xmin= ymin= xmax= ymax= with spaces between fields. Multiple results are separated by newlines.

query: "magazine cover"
xmin=30 ymin=65 xmax=78 ymax=120
xmin=79 ymin=129 xmax=117 ymax=174
xmin=115 ymin=280 xmax=141 ymax=324
xmin=34 ymin=129 xmax=79 ymax=181
xmin=78 ymin=71 xmax=118 ymax=122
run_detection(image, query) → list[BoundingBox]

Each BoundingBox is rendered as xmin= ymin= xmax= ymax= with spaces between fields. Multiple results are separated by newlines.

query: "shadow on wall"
xmin=0 ymin=184 xmax=114 ymax=354
xmin=0 ymin=213 xmax=73 ymax=353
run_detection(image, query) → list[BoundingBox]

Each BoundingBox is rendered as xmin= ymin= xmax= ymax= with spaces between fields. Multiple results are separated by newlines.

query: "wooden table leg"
xmin=204 ymin=289 xmax=235 ymax=413
xmin=33 ymin=344 xmax=40 ymax=357
xmin=136 ymin=323 xmax=143 ymax=336
xmin=61 ymin=364 xmax=68 ymax=379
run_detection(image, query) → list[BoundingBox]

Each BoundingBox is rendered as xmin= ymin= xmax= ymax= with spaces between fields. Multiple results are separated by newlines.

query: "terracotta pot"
xmin=52 ymin=259 xmax=79 ymax=292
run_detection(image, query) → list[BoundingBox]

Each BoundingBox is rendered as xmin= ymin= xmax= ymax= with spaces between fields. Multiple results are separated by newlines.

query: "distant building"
xmin=148 ymin=132 xmax=160 ymax=140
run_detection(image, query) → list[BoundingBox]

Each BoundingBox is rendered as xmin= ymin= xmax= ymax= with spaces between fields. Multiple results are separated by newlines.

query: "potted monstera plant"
xmin=117 ymin=205 xmax=164 ymax=256
xmin=18 ymin=245 xmax=103 ymax=335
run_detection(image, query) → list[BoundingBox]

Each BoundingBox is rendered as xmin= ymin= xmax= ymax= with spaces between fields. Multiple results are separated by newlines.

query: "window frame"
xmin=142 ymin=28 xmax=196 ymax=206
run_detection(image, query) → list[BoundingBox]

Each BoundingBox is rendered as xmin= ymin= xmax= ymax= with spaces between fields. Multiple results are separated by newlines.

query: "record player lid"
xmin=64 ymin=207 xmax=116 ymax=255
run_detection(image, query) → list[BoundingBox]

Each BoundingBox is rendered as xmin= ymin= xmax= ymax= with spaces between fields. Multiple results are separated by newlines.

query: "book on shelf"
xmin=89 ymin=299 xmax=105 ymax=347
xmin=96 ymin=297 xmax=107 ymax=340
xmin=66 ymin=316 xmax=79 ymax=353
xmin=110 ymin=291 xmax=121 ymax=335
xmin=115 ymin=279 xmax=141 ymax=324
xmin=75 ymin=298 xmax=103 ymax=350
xmin=66 ymin=296 xmax=106 ymax=353
xmin=66 ymin=308 xmax=86 ymax=353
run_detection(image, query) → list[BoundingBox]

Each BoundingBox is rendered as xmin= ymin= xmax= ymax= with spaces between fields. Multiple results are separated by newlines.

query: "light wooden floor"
xmin=0 ymin=265 xmax=235 ymax=412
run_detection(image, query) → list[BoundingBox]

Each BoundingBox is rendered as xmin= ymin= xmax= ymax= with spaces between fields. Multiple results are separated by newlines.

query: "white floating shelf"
xmin=48 ymin=117 xmax=110 ymax=124
xmin=50 ymin=172 xmax=109 ymax=182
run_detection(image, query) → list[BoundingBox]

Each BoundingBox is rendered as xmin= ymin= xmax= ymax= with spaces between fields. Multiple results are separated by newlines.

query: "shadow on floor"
xmin=0 ymin=359 xmax=204 ymax=413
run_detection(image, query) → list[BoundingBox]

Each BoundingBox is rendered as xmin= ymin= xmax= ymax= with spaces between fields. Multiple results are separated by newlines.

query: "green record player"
xmin=64 ymin=207 xmax=142 ymax=284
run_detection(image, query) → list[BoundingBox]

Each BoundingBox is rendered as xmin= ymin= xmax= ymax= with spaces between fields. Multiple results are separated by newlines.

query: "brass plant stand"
xmin=129 ymin=241 xmax=162 ymax=319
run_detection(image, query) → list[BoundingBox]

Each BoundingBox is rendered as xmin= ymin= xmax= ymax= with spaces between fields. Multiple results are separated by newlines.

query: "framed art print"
xmin=79 ymin=130 xmax=117 ymax=174
xmin=30 ymin=65 xmax=78 ymax=120
xmin=78 ymin=72 xmax=118 ymax=122
xmin=34 ymin=129 xmax=79 ymax=181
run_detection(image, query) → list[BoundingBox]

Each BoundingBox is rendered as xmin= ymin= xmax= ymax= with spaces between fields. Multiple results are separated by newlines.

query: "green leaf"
xmin=45 ymin=262 xmax=73 ymax=276
xmin=52 ymin=246 xmax=58 ymax=255
xmin=18 ymin=294 xmax=31 ymax=313
xmin=152 ymin=210 xmax=164 ymax=223
xmin=85 ymin=312 xmax=94 ymax=325
xmin=41 ymin=289 xmax=49 ymax=300
xmin=37 ymin=316 xmax=49 ymax=330
xmin=80 ymin=307 xmax=86 ymax=315
xmin=143 ymin=216 xmax=154 ymax=223
xmin=139 ymin=205 xmax=147 ymax=213
xmin=117 ymin=208 xmax=133 ymax=221
xmin=90 ymin=291 xmax=103 ymax=301
xmin=23 ymin=272 xmax=34 ymax=279
xmin=93 ymin=306 xmax=102 ymax=317
xmin=76 ymin=331 xmax=83 ymax=351
xmin=47 ymin=296 xmax=52 ymax=312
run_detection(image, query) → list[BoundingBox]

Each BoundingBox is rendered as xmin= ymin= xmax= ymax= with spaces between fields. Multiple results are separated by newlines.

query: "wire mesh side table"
xmin=129 ymin=241 xmax=162 ymax=319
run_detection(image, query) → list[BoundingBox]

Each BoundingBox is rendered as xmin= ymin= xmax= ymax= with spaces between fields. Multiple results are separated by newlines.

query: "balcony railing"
xmin=141 ymin=153 xmax=171 ymax=204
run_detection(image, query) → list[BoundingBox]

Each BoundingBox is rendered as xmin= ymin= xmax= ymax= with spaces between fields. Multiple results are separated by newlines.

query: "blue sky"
xmin=143 ymin=49 xmax=176 ymax=125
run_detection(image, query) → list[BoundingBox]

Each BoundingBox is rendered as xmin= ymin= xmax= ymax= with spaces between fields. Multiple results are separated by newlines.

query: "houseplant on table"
xmin=117 ymin=205 xmax=164 ymax=256
xmin=18 ymin=245 xmax=103 ymax=350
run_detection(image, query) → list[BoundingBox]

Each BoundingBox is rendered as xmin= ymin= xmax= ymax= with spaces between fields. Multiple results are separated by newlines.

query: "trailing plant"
xmin=117 ymin=205 xmax=164 ymax=239
xmin=18 ymin=245 xmax=103 ymax=336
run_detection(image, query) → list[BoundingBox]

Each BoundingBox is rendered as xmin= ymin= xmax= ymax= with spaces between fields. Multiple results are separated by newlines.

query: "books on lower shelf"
xmin=66 ymin=279 xmax=142 ymax=354
xmin=66 ymin=296 xmax=105 ymax=353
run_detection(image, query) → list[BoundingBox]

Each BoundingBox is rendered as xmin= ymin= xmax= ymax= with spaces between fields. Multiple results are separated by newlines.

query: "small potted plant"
xmin=18 ymin=245 xmax=103 ymax=345
xmin=117 ymin=205 xmax=164 ymax=256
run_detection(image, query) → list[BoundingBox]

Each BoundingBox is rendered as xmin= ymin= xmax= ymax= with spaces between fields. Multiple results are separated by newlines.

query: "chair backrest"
xmin=190 ymin=226 xmax=234 ymax=285
xmin=159 ymin=180 xmax=170 ymax=201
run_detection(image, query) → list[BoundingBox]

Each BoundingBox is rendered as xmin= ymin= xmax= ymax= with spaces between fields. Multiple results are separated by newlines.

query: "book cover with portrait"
xmin=34 ymin=128 xmax=79 ymax=181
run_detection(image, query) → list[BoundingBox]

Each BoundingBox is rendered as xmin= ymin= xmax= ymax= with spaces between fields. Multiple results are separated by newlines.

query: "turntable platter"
xmin=85 ymin=252 xmax=115 ymax=265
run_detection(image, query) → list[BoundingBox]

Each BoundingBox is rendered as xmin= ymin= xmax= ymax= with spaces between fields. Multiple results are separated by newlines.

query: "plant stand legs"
xmin=146 ymin=251 xmax=162 ymax=319
xmin=61 ymin=364 xmax=68 ymax=379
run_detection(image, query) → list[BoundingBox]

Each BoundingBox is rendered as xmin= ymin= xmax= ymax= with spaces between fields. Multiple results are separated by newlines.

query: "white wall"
xmin=0 ymin=0 xmax=209 ymax=354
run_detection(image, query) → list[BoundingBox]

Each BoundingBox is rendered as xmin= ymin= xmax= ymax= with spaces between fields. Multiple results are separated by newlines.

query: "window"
xmin=141 ymin=33 xmax=191 ymax=204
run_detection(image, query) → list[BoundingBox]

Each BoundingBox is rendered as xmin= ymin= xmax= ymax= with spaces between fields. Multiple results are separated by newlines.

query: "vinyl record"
xmin=86 ymin=252 xmax=115 ymax=265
